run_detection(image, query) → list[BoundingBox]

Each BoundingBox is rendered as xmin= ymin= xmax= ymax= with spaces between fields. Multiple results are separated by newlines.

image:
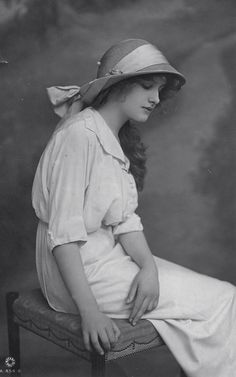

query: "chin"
xmin=136 ymin=114 xmax=150 ymax=123
xmin=130 ymin=113 xmax=149 ymax=123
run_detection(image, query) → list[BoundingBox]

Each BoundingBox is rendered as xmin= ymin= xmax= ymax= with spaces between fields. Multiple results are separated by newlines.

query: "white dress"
xmin=32 ymin=107 xmax=236 ymax=377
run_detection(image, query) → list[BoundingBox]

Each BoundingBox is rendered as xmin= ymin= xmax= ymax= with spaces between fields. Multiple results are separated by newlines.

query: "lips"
xmin=142 ymin=106 xmax=154 ymax=112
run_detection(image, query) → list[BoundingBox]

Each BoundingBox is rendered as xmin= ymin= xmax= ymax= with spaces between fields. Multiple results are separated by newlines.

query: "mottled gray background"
xmin=0 ymin=0 xmax=235 ymax=376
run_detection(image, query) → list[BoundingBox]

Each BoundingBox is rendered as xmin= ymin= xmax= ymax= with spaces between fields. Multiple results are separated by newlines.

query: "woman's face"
xmin=118 ymin=75 xmax=166 ymax=123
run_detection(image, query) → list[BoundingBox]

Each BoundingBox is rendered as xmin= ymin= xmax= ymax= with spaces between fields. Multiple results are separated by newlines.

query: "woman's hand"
xmin=119 ymin=231 xmax=160 ymax=325
xmin=81 ymin=309 xmax=121 ymax=355
xmin=53 ymin=243 xmax=120 ymax=355
xmin=126 ymin=264 xmax=159 ymax=326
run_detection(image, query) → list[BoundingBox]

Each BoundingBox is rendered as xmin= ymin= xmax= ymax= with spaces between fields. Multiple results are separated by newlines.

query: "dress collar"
xmin=84 ymin=107 xmax=126 ymax=164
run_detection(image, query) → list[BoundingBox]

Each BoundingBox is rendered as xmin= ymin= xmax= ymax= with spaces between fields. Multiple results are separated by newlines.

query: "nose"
xmin=149 ymin=90 xmax=160 ymax=106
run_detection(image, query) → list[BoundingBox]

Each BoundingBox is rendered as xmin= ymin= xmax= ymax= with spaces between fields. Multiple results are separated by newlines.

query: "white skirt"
xmin=36 ymin=222 xmax=236 ymax=377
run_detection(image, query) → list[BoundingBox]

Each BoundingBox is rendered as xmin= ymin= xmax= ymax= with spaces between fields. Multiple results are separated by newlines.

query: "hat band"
xmin=108 ymin=44 xmax=169 ymax=75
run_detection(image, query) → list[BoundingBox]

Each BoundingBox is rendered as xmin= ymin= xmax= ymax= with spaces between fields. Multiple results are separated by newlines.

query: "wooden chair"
xmin=6 ymin=288 xmax=164 ymax=376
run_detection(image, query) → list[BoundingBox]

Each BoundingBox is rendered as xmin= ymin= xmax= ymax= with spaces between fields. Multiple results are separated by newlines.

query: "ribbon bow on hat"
xmin=47 ymin=85 xmax=83 ymax=118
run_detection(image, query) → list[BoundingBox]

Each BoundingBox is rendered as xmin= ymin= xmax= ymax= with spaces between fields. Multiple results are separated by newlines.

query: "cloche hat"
xmin=47 ymin=39 xmax=186 ymax=118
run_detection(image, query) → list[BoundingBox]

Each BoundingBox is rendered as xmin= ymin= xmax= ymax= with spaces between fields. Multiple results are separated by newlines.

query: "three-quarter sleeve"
xmin=47 ymin=123 xmax=93 ymax=252
xmin=113 ymin=212 xmax=143 ymax=236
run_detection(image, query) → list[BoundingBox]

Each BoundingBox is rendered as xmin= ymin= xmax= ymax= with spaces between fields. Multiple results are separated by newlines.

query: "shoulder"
xmin=53 ymin=108 xmax=98 ymax=148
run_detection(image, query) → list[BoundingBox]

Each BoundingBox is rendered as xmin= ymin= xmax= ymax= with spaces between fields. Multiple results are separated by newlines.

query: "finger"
xmin=104 ymin=321 xmax=117 ymax=348
xmin=147 ymin=299 xmax=156 ymax=312
xmin=99 ymin=330 xmax=111 ymax=352
xmin=105 ymin=328 xmax=115 ymax=348
xmin=132 ymin=298 xmax=149 ymax=325
xmin=154 ymin=298 xmax=159 ymax=308
xmin=129 ymin=293 xmax=144 ymax=322
xmin=129 ymin=296 xmax=143 ymax=322
xmin=147 ymin=296 xmax=159 ymax=312
xmin=111 ymin=320 xmax=121 ymax=341
xmin=82 ymin=330 xmax=92 ymax=352
xmin=126 ymin=279 xmax=138 ymax=304
xmin=90 ymin=333 xmax=104 ymax=355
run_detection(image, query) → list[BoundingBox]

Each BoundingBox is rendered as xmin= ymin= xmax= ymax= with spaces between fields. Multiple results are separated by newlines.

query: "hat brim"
xmin=80 ymin=63 xmax=185 ymax=104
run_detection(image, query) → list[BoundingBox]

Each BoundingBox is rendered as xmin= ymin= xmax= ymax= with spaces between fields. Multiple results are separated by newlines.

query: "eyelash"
xmin=141 ymin=83 xmax=154 ymax=89
xmin=141 ymin=83 xmax=165 ymax=91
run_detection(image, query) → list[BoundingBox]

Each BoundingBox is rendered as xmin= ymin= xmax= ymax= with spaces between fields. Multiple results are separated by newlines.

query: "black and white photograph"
xmin=1 ymin=1 xmax=236 ymax=376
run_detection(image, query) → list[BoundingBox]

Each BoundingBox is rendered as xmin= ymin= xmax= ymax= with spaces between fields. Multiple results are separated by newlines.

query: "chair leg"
xmin=91 ymin=352 xmax=106 ymax=377
xmin=6 ymin=292 xmax=21 ymax=374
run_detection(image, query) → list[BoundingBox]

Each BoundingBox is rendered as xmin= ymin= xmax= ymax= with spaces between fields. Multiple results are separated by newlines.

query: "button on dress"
xmin=32 ymin=107 xmax=236 ymax=377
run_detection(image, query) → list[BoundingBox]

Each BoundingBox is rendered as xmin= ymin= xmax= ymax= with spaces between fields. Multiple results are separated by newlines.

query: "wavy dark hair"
xmin=90 ymin=73 xmax=181 ymax=191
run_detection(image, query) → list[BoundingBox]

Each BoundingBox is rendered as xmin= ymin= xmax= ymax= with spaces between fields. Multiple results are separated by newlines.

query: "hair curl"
xmin=90 ymin=73 xmax=181 ymax=191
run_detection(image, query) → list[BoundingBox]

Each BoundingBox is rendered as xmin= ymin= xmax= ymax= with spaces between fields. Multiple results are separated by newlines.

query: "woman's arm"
xmin=53 ymin=242 xmax=120 ymax=355
xmin=119 ymin=230 xmax=156 ymax=269
xmin=119 ymin=231 xmax=159 ymax=325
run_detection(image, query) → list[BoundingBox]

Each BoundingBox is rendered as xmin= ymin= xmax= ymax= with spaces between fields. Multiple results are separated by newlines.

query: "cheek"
xmin=128 ymin=102 xmax=140 ymax=117
xmin=127 ymin=95 xmax=142 ymax=109
xmin=121 ymin=90 xmax=145 ymax=116
xmin=122 ymin=97 xmax=137 ymax=112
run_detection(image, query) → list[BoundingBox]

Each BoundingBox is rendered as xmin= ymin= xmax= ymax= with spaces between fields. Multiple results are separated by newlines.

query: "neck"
xmin=96 ymin=101 xmax=128 ymax=139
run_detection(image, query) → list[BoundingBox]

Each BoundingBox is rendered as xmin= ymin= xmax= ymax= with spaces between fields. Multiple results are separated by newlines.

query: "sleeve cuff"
xmin=113 ymin=213 xmax=143 ymax=236
xmin=48 ymin=216 xmax=88 ymax=252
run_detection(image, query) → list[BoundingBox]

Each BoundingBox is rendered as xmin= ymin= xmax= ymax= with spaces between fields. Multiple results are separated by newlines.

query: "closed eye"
xmin=141 ymin=82 xmax=166 ymax=92
xmin=141 ymin=83 xmax=153 ymax=90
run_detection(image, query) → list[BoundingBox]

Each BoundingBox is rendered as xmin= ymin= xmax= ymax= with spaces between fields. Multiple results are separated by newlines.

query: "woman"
xmin=32 ymin=39 xmax=236 ymax=376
